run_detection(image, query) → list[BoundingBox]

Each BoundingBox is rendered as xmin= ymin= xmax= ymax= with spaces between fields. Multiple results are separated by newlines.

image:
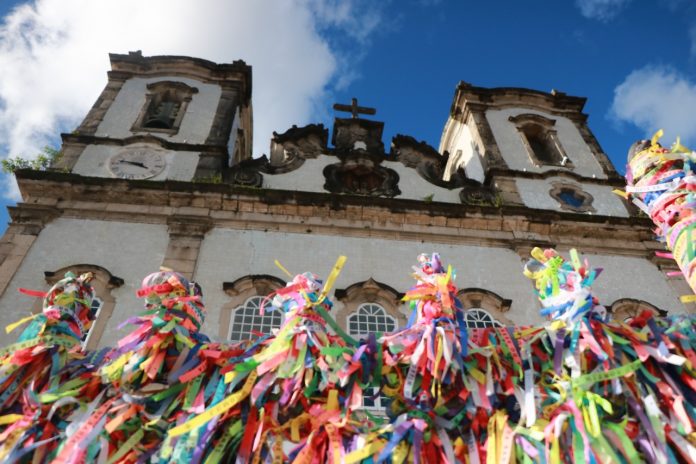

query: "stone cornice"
xmin=486 ymin=168 xmax=625 ymax=185
xmin=451 ymin=82 xmax=587 ymax=119
xmin=13 ymin=170 xmax=644 ymax=223
xmin=12 ymin=170 xmax=655 ymax=258
xmin=61 ymin=133 xmax=229 ymax=154
xmin=7 ymin=203 xmax=61 ymax=227
xmin=167 ymin=215 xmax=213 ymax=237
xmin=108 ymin=51 xmax=252 ymax=101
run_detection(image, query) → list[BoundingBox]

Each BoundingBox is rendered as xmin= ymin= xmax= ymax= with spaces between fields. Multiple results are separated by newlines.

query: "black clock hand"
xmin=120 ymin=160 xmax=148 ymax=169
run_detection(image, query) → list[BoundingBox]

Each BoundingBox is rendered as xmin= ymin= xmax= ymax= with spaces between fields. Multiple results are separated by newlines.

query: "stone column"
xmin=465 ymin=104 xmax=508 ymax=172
xmin=161 ymin=215 xmax=213 ymax=279
xmin=0 ymin=204 xmax=61 ymax=297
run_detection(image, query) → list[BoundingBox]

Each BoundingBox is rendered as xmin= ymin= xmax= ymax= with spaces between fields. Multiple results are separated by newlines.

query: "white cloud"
xmin=611 ymin=65 xmax=696 ymax=146
xmin=575 ymin=0 xmax=631 ymax=21
xmin=305 ymin=0 xmax=383 ymax=43
xmin=0 ymin=0 xmax=383 ymax=198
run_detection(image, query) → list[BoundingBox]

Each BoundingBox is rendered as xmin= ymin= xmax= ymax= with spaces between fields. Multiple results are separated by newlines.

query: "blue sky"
xmin=0 ymin=0 xmax=694 ymax=233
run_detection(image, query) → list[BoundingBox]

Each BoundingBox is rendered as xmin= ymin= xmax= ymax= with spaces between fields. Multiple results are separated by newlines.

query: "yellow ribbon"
xmin=344 ymin=439 xmax=386 ymax=463
xmin=274 ymin=259 xmax=293 ymax=278
xmin=5 ymin=313 xmax=41 ymax=334
xmin=0 ymin=414 xmax=23 ymax=426
xmin=168 ymin=371 xmax=258 ymax=437
xmin=578 ymin=391 xmax=613 ymax=437
xmin=102 ymin=353 xmax=131 ymax=380
xmin=314 ymin=256 xmax=347 ymax=306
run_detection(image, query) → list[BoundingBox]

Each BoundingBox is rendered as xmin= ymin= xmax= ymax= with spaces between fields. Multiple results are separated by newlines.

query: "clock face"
xmin=108 ymin=150 xmax=166 ymax=180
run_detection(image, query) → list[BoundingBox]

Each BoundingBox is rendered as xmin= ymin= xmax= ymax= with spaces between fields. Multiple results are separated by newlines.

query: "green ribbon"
xmin=314 ymin=305 xmax=359 ymax=347
xmin=571 ymin=359 xmax=642 ymax=389
xmin=203 ymin=420 xmax=242 ymax=464
xmin=151 ymin=383 xmax=185 ymax=402
xmin=107 ymin=428 xmax=144 ymax=464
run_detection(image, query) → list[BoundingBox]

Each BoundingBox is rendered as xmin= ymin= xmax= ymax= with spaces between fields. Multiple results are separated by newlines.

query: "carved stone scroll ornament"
xmin=228 ymin=157 xmax=265 ymax=187
xmin=459 ymin=184 xmax=498 ymax=206
xmin=391 ymin=134 xmax=468 ymax=189
xmin=268 ymin=124 xmax=328 ymax=174
xmin=228 ymin=123 xmax=328 ymax=186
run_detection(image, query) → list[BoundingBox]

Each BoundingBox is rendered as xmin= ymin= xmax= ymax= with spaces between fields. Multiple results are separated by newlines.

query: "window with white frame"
xmin=228 ymin=296 xmax=282 ymax=342
xmin=463 ymin=308 xmax=502 ymax=328
xmin=347 ymin=303 xmax=395 ymax=413
xmin=347 ymin=303 xmax=396 ymax=337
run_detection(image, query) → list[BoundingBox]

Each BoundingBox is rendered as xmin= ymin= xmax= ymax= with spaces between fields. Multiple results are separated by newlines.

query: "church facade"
xmin=0 ymin=52 xmax=688 ymax=350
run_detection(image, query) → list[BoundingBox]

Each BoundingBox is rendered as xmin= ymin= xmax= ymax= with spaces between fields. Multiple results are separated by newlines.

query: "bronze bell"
xmin=144 ymin=101 xmax=179 ymax=129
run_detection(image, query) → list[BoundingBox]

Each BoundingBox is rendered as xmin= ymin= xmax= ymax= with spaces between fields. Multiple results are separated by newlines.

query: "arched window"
xmin=610 ymin=298 xmax=666 ymax=324
xmin=521 ymin=124 xmax=563 ymax=165
xmin=347 ymin=302 xmax=396 ymax=413
xmin=463 ymin=308 xmax=502 ymax=328
xmin=132 ymin=81 xmax=198 ymax=134
xmin=227 ymin=296 xmax=282 ymax=342
xmin=347 ymin=303 xmax=397 ymax=338
xmin=457 ymin=288 xmax=513 ymax=327
xmin=221 ymin=275 xmax=286 ymax=341
xmin=508 ymin=114 xmax=570 ymax=168
xmin=334 ymin=278 xmax=406 ymax=334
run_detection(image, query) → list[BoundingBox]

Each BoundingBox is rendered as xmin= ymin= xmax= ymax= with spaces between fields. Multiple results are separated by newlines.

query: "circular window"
xmin=549 ymin=182 xmax=595 ymax=213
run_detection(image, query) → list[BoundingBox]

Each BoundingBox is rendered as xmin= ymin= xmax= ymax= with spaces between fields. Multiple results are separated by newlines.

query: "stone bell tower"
xmin=438 ymin=82 xmax=627 ymax=217
xmin=54 ymin=51 xmax=252 ymax=181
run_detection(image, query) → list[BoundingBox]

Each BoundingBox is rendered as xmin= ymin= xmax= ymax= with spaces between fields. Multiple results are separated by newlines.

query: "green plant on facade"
xmin=193 ymin=173 xmax=223 ymax=184
xmin=2 ymin=146 xmax=63 ymax=174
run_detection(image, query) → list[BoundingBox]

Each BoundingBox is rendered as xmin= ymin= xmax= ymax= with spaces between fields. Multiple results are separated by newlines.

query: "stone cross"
xmin=333 ymin=98 xmax=376 ymax=119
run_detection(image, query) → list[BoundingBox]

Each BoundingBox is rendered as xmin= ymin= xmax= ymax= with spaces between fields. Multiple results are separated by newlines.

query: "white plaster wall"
xmin=486 ymin=108 xmax=606 ymax=178
xmin=72 ymin=143 xmax=200 ymax=181
xmin=585 ymin=253 xmax=682 ymax=313
xmin=95 ymin=76 xmax=222 ymax=145
xmin=193 ymin=229 xmax=541 ymax=340
xmin=194 ymin=230 xmax=684 ymax=340
xmin=515 ymin=177 xmax=630 ymax=217
xmin=0 ymin=219 xmax=169 ymax=348
xmin=261 ymin=155 xmax=461 ymax=203
xmin=384 ymin=161 xmax=461 ymax=203
xmin=438 ymin=118 xmax=485 ymax=183
xmin=262 ymin=155 xmax=334 ymax=192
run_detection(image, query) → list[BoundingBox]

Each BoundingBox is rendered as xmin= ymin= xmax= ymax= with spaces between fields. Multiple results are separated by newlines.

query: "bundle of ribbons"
xmin=622 ymin=130 xmax=696 ymax=300
xmin=0 ymin=272 xmax=104 ymax=462
xmin=0 ymin=250 xmax=695 ymax=463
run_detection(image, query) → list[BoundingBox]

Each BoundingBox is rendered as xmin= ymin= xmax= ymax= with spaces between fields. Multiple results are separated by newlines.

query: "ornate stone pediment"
xmin=332 ymin=118 xmax=385 ymax=155
xmin=323 ymin=152 xmax=400 ymax=197
xmin=323 ymin=109 xmax=399 ymax=197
